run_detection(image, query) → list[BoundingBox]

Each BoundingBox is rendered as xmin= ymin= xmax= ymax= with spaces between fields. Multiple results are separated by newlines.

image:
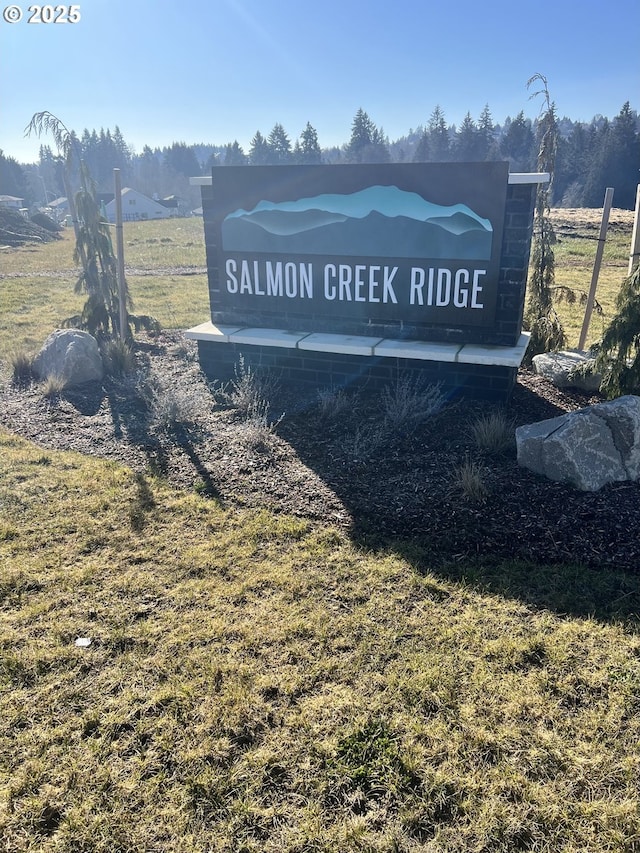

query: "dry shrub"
xmin=381 ymin=375 xmax=445 ymax=428
xmin=226 ymin=355 xmax=280 ymax=420
xmin=147 ymin=375 xmax=210 ymax=433
xmin=317 ymin=386 xmax=352 ymax=420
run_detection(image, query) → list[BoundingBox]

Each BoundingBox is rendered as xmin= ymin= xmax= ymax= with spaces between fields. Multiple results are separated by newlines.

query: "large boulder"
xmin=532 ymin=350 xmax=602 ymax=392
xmin=33 ymin=329 xmax=104 ymax=387
xmin=516 ymin=395 xmax=640 ymax=491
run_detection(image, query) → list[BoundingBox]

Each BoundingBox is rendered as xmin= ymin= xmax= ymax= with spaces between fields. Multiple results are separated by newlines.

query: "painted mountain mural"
xmin=221 ymin=185 xmax=494 ymax=260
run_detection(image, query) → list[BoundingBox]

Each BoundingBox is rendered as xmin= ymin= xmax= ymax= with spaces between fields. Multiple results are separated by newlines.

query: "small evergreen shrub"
xmin=596 ymin=264 xmax=640 ymax=398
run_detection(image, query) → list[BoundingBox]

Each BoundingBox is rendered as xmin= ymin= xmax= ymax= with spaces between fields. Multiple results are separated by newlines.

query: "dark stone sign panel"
xmin=202 ymin=162 xmax=510 ymax=339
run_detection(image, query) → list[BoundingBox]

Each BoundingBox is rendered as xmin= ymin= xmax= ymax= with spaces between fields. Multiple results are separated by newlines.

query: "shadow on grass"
xmin=398 ymin=542 xmax=640 ymax=629
xmin=276 ymin=376 xmax=640 ymax=630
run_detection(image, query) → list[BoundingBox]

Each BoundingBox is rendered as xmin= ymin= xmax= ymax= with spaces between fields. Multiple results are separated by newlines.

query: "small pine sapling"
xmin=595 ymin=263 xmax=640 ymax=398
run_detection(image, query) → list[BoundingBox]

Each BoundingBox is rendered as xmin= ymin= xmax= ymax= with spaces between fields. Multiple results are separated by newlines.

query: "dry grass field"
xmin=1 ymin=209 xmax=639 ymax=852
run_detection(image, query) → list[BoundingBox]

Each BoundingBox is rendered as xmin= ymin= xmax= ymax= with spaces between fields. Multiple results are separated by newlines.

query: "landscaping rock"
xmin=516 ymin=395 xmax=640 ymax=491
xmin=33 ymin=329 xmax=104 ymax=387
xmin=532 ymin=350 xmax=602 ymax=392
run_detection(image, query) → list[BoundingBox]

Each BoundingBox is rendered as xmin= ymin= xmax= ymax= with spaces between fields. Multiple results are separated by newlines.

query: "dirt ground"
xmin=2 ymin=330 xmax=639 ymax=572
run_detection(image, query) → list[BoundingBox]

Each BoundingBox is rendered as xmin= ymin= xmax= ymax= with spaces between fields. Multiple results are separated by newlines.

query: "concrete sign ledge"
xmin=190 ymin=173 xmax=550 ymax=187
xmin=185 ymin=322 xmax=531 ymax=368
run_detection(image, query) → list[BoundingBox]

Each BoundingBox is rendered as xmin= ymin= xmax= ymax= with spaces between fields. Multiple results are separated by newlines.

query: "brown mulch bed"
xmin=2 ymin=330 xmax=639 ymax=572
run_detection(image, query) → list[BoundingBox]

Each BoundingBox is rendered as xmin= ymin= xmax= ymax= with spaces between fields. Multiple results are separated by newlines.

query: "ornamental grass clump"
xmin=452 ymin=456 xmax=488 ymax=502
xmin=471 ymin=411 xmax=515 ymax=454
xmin=10 ymin=351 xmax=35 ymax=387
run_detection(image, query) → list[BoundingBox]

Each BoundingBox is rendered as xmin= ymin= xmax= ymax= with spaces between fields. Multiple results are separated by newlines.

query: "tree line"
xmin=2 ymin=102 xmax=638 ymax=210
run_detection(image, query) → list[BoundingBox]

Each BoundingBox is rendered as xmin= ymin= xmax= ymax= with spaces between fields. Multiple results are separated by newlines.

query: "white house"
xmin=0 ymin=195 xmax=25 ymax=210
xmin=105 ymin=187 xmax=172 ymax=223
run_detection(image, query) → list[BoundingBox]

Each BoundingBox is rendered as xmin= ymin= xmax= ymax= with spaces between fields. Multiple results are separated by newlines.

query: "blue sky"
xmin=1 ymin=0 xmax=638 ymax=163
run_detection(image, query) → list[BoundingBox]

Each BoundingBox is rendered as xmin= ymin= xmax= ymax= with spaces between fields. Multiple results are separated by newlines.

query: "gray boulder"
xmin=516 ymin=395 xmax=640 ymax=491
xmin=33 ymin=329 xmax=104 ymax=387
xmin=532 ymin=350 xmax=602 ymax=392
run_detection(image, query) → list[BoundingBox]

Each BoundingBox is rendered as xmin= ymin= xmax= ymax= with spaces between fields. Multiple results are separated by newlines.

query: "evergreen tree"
xmin=267 ymin=123 xmax=292 ymax=165
xmin=222 ymin=141 xmax=248 ymax=166
xmin=596 ymin=263 xmax=640 ymax=397
xmin=0 ymin=150 xmax=28 ymax=200
xmin=346 ymin=109 xmax=389 ymax=163
xmin=112 ymin=125 xmax=132 ymax=180
xmin=369 ymin=126 xmax=391 ymax=162
xmin=346 ymin=108 xmax=375 ymax=163
xmin=455 ymin=113 xmax=479 ymax=161
xmin=298 ymin=122 xmax=322 ymax=164
xmin=554 ymin=121 xmax=591 ymax=205
xmin=428 ymin=106 xmax=450 ymax=161
xmin=135 ymin=145 xmax=164 ymax=198
xmin=500 ymin=111 xmax=535 ymax=171
xmin=164 ymin=142 xmax=202 ymax=178
xmin=477 ymin=105 xmax=497 ymax=161
xmin=412 ymin=129 xmax=430 ymax=162
xmin=609 ymin=102 xmax=640 ymax=209
xmin=581 ymin=119 xmax=613 ymax=207
xmin=248 ymin=130 xmax=271 ymax=165
xmin=38 ymin=144 xmax=65 ymax=199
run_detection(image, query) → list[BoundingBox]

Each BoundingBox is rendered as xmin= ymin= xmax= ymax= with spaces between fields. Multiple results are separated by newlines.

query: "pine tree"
xmin=164 ymin=142 xmax=202 ymax=178
xmin=412 ymin=129 xmax=430 ymax=162
xmin=0 ymin=150 xmax=28 ymax=200
xmin=346 ymin=110 xmax=389 ymax=163
xmin=596 ymin=264 xmax=640 ymax=397
xmin=581 ymin=119 xmax=612 ymax=207
xmin=609 ymin=102 xmax=640 ymax=209
xmin=136 ymin=145 xmax=164 ymax=197
xmin=477 ymin=105 xmax=496 ymax=161
xmin=554 ymin=122 xmax=591 ymax=205
xmin=222 ymin=141 xmax=248 ymax=166
xmin=455 ymin=113 xmax=479 ymax=161
xmin=500 ymin=111 xmax=535 ymax=171
xmin=346 ymin=108 xmax=375 ymax=163
xmin=428 ymin=106 xmax=450 ymax=161
xmin=248 ymin=130 xmax=271 ymax=165
xmin=370 ymin=126 xmax=391 ymax=163
xmin=298 ymin=122 xmax=322 ymax=164
xmin=267 ymin=123 xmax=292 ymax=165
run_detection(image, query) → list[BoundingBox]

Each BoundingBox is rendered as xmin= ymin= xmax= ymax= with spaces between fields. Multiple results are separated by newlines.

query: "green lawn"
xmin=1 ymin=213 xmax=639 ymax=852
xmin=0 ymin=219 xmax=209 ymax=360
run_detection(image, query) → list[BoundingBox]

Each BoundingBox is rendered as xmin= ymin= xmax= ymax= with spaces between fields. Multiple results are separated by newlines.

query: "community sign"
xmin=202 ymin=161 xmax=510 ymax=331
